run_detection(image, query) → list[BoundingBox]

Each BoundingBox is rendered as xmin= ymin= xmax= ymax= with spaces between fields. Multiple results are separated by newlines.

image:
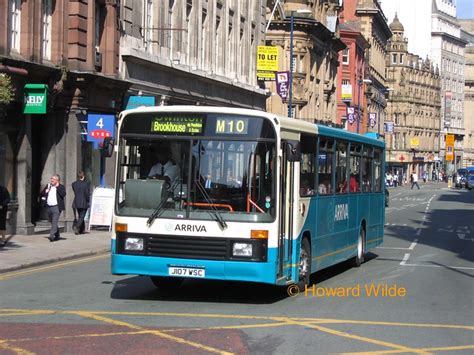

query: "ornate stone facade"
xmin=264 ymin=0 xmax=344 ymax=122
xmin=385 ymin=15 xmax=441 ymax=180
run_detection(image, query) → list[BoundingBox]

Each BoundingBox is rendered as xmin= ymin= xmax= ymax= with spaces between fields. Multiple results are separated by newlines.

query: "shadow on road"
xmin=385 ymin=188 xmax=474 ymax=264
xmin=109 ymin=255 xmax=380 ymax=303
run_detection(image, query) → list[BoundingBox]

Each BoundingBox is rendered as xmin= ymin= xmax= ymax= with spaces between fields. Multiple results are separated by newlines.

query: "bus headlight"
xmin=232 ymin=243 xmax=253 ymax=257
xmin=125 ymin=237 xmax=144 ymax=251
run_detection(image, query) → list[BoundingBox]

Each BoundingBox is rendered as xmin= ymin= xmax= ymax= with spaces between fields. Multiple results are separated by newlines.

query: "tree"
xmin=0 ymin=74 xmax=14 ymax=105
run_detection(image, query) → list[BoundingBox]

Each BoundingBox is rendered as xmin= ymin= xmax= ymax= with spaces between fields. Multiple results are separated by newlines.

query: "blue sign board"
xmin=87 ymin=114 xmax=115 ymax=149
xmin=125 ymin=96 xmax=156 ymax=110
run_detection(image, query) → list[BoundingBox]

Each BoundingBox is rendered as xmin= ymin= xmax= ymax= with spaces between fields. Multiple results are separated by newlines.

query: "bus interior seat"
xmin=124 ymin=179 xmax=168 ymax=209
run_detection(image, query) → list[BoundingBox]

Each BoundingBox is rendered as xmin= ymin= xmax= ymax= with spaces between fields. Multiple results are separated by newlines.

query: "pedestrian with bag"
xmin=0 ymin=185 xmax=11 ymax=247
xmin=72 ymin=171 xmax=91 ymax=234
xmin=40 ymin=174 xmax=66 ymax=242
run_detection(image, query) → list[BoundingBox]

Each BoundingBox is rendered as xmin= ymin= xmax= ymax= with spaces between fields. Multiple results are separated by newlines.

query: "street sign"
xmin=87 ymin=114 xmax=115 ymax=149
xmin=125 ymin=96 xmax=155 ymax=110
xmin=88 ymin=187 xmax=115 ymax=231
xmin=445 ymin=134 xmax=454 ymax=161
xmin=23 ymin=84 xmax=48 ymax=114
xmin=369 ymin=113 xmax=377 ymax=128
xmin=275 ymin=71 xmax=289 ymax=100
xmin=347 ymin=106 xmax=355 ymax=124
xmin=257 ymin=46 xmax=278 ymax=81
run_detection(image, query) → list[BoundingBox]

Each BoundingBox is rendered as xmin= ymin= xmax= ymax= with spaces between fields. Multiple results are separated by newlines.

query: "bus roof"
xmin=119 ymin=105 xmax=384 ymax=148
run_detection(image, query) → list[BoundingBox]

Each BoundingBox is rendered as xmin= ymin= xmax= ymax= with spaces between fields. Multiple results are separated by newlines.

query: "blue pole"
xmin=357 ymin=80 xmax=361 ymax=133
xmin=288 ymin=13 xmax=294 ymax=118
xmin=100 ymin=152 xmax=105 ymax=187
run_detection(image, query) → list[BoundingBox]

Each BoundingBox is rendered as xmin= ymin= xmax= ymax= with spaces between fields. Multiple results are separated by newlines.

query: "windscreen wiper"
xmin=147 ymin=180 xmax=180 ymax=227
xmin=194 ymin=179 xmax=228 ymax=230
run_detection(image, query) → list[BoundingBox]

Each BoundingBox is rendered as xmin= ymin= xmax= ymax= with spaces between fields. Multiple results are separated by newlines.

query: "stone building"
xmin=119 ymin=0 xmax=267 ymax=108
xmin=264 ymin=0 xmax=345 ymax=122
xmin=385 ymin=15 xmax=441 ymax=181
xmin=459 ymin=20 xmax=474 ymax=167
xmin=349 ymin=0 xmax=392 ymax=137
xmin=0 ymin=0 xmax=268 ymax=235
xmin=336 ymin=2 xmax=370 ymax=133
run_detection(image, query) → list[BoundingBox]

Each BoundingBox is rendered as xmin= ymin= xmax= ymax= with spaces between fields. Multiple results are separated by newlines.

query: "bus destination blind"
xmin=151 ymin=117 xmax=203 ymax=134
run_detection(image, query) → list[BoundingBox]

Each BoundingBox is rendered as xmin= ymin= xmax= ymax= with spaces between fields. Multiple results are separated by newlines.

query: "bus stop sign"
xmin=87 ymin=114 xmax=115 ymax=149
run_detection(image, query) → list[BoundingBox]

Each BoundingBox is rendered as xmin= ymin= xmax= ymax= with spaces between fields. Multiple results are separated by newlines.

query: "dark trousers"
xmin=411 ymin=181 xmax=420 ymax=190
xmin=75 ymin=208 xmax=87 ymax=233
xmin=47 ymin=206 xmax=61 ymax=240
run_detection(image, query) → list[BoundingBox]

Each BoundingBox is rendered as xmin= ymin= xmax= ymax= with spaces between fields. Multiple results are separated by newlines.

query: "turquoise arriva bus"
xmin=110 ymin=106 xmax=385 ymax=289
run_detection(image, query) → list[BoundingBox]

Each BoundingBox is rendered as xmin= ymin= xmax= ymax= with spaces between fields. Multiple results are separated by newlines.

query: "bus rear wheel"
xmin=150 ymin=276 xmax=183 ymax=290
xmin=297 ymin=238 xmax=311 ymax=289
xmin=353 ymin=227 xmax=365 ymax=267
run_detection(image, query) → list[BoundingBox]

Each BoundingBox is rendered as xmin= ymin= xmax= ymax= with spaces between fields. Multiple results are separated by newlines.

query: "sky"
xmin=456 ymin=0 xmax=474 ymax=19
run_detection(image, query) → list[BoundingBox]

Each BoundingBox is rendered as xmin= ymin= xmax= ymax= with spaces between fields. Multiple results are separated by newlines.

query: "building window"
xmin=10 ymin=0 xmax=21 ymax=52
xmin=399 ymin=53 xmax=404 ymax=64
xmin=42 ymin=0 xmax=52 ymax=60
xmin=144 ymin=0 xmax=153 ymax=52
xmin=342 ymin=48 xmax=349 ymax=65
xmin=392 ymin=53 xmax=397 ymax=64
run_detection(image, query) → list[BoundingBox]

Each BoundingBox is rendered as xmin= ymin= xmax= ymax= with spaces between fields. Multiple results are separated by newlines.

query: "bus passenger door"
xmin=278 ymin=142 xmax=296 ymax=280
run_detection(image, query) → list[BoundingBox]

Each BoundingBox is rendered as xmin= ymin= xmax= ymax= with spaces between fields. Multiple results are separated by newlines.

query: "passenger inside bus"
xmin=350 ymin=173 xmax=360 ymax=192
xmin=318 ymin=176 xmax=331 ymax=195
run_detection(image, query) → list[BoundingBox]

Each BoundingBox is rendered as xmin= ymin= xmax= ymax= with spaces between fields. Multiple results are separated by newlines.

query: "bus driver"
xmin=148 ymin=146 xmax=180 ymax=187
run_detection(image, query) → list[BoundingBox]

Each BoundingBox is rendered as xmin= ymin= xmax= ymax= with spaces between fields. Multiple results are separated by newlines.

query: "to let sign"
xmin=257 ymin=46 xmax=279 ymax=80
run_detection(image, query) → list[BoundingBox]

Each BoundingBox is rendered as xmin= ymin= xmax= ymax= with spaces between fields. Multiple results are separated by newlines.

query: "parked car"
xmin=466 ymin=173 xmax=474 ymax=190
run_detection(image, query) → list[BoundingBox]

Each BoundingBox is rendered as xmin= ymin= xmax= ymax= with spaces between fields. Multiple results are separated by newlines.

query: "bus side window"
xmin=317 ymin=137 xmax=334 ymax=195
xmin=336 ymin=141 xmax=348 ymax=194
xmin=362 ymin=146 xmax=373 ymax=192
xmin=350 ymin=143 xmax=361 ymax=193
xmin=300 ymin=135 xmax=317 ymax=197
xmin=374 ymin=149 xmax=383 ymax=192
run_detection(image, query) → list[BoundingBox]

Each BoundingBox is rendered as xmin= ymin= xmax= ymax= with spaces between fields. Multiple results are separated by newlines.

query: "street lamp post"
xmin=287 ymin=9 xmax=311 ymax=119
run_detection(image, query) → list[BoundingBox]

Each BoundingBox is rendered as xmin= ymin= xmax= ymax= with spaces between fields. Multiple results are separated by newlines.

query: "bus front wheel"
xmin=353 ymin=227 xmax=365 ymax=267
xmin=150 ymin=276 xmax=183 ymax=290
xmin=297 ymin=238 xmax=311 ymax=289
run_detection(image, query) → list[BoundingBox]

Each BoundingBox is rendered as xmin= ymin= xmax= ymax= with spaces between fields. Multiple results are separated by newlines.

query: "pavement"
xmin=0 ymin=228 xmax=111 ymax=274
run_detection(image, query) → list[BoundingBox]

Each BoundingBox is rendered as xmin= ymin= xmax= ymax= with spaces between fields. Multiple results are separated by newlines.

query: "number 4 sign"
xmin=87 ymin=114 xmax=115 ymax=149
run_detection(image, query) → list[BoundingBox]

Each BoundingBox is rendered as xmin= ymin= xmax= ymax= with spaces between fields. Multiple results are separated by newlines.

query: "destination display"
xmin=151 ymin=116 xmax=203 ymax=134
xmin=121 ymin=112 xmax=275 ymax=139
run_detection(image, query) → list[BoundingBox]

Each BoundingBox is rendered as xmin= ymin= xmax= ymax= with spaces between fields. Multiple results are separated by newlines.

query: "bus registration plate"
xmin=168 ymin=266 xmax=205 ymax=278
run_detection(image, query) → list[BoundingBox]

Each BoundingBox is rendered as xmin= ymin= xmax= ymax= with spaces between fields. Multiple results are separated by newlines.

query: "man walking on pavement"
xmin=40 ymin=174 xmax=66 ymax=242
xmin=72 ymin=171 xmax=90 ymax=234
xmin=411 ymin=171 xmax=420 ymax=190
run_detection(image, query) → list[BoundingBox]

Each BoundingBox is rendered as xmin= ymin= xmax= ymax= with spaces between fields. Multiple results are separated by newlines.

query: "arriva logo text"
xmin=175 ymin=224 xmax=207 ymax=232
xmin=334 ymin=203 xmax=349 ymax=221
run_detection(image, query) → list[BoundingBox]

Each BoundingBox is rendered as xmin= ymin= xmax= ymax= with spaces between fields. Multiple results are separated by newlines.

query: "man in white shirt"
xmin=40 ymin=174 xmax=66 ymax=242
xmin=411 ymin=171 xmax=420 ymax=190
xmin=148 ymin=146 xmax=180 ymax=187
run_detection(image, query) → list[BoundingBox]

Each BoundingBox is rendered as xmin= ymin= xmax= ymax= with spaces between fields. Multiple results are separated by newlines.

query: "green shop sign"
xmin=23 ymin=84 xmax=48 ymax=114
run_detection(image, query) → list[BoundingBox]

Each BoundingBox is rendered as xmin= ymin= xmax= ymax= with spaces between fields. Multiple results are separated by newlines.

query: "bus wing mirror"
xmin=101 ymin=137 xmax=115 ymax=158
xmin=285 ymin=140 xmax=301 ymax=162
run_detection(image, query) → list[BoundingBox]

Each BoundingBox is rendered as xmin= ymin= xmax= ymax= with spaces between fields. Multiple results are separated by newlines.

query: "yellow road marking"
xmin=0 ymin=340 xmax=34 ymax=355
xmin=0 ymin=308 xmax=472 ymax=354
xmin=282 ymin=318 xmax=431 ymax=355
xmin=70 ymin=311 xmax=233 ymax=355
xmin=2 ymin=309 xmax=472 ymax=331
xmin=297 ymin=318 xmax=474 ymax=331
xmin=342 ymin=344 xmax=474 ymax=354
xmin=0 ymin=254 xmax=109 ymax=281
